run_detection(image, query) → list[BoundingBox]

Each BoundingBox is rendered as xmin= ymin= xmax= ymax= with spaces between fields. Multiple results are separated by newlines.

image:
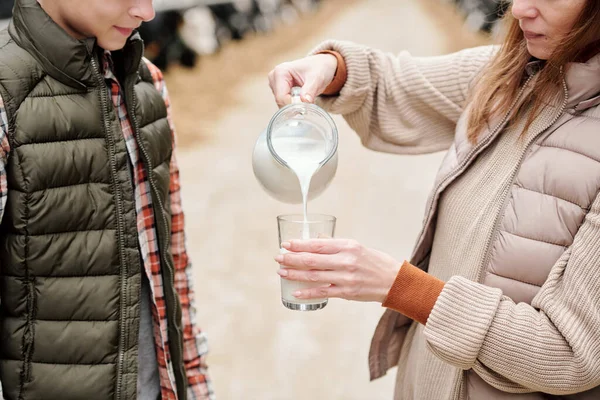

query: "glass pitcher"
xmin=252 ymin=87 xmax=338 ymax=204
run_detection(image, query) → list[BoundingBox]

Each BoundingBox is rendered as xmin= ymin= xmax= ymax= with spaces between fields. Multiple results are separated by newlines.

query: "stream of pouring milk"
xmin=271 ymin=135 xmax=328 ymax=238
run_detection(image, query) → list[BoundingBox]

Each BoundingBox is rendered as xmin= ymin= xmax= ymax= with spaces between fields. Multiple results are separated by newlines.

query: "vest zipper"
xmin=476 ymin=78 xmax=569 ymax=284
xmin=126 ymin=79 xmax=185 ymax=398
xmin=20 ymin=280 xmax=36 ymax=387
xmin=90 ymin=56 xmax=129 ymax=400
xmin=412 ymin=74 xmax=536 ymax=266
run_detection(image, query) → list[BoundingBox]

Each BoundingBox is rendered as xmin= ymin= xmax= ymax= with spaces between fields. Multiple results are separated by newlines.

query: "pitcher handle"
xmin=291 ymin=86 xmax=302 ymax=104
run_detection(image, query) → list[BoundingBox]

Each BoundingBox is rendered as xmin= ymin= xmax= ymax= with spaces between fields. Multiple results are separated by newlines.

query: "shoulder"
xmin=0 ymin=30 xmax=46 ymax=121
xmin=140 ymin=57 xmax=165 ymax=90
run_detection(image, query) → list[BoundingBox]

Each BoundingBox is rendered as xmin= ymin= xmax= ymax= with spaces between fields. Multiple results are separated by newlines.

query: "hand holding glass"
xmin=277 ymin=214 xmax=336 ymax=311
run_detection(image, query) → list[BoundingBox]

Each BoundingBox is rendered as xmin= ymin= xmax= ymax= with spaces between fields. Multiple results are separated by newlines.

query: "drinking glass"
xmin=277 ymin=214 xmax=336 ymax=311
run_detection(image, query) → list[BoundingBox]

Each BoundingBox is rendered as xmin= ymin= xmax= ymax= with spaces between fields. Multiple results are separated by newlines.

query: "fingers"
xmin=300 ymin=76 xmax=322 ymax=104
xmin=292 ymin=284 xmax=346 ymax=300
xmin=281 ymin=239 xmax=349 ymax=254
xmin=269 ymin=57 xmax=327 ymax=107
xmin=277 ymin=268 xmax=345 ymax=285
xmin=275 ymin=251 xmax=347 ymax=270
xmin=268 ymin=64 xmax=294 ymax=108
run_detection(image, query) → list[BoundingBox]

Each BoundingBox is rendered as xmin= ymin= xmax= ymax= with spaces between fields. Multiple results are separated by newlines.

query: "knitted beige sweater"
xmin=311 ymin=40 xmax=600 ymax=399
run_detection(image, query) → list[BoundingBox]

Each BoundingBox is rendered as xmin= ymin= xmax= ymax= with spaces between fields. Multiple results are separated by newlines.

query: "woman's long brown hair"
xmin=466 ymin=1 xmax=600 ymax=143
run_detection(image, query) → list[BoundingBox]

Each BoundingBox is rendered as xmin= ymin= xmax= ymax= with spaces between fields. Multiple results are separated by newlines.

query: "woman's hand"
xmin=268 ymin=54 xmax=338 ymax=107
xmin=274 ymin=239 xmax=401 ymax=303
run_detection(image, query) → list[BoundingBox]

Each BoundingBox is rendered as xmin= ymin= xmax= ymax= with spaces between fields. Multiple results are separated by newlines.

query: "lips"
xmin=523 ymin=30 xmax=545 ymax=40
xmin=114 ymin=26 xmax=135 ymax=36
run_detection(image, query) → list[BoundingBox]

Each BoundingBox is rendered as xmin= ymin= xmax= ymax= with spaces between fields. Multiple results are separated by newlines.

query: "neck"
xmin=578 ymin=40 xmax=600 ymax=63
xmin=36 ymin=0 xmax=85 ymax=39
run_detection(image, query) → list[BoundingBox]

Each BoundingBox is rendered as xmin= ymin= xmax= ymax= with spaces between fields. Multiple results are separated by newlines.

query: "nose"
xmin=130 ymin=0 xmax=155 ymax=22
xmin=511 ymin=0 xmax=539 ymax=20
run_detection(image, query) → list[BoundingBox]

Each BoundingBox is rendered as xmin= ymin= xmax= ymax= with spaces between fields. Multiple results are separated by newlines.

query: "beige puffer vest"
xmin=369 ymin=54 xmax=600 ymax=399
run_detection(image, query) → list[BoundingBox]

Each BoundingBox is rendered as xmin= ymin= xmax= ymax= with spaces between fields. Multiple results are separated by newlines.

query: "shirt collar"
xmin=524 ymin=53 xmax=600 ymax=110
xmin=101 ymin=50 xmax=116 ymax=80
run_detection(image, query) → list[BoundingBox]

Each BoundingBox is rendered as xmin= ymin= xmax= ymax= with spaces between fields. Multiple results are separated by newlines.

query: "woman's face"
xmin=511 ymin=0 xmax=587 ymax=60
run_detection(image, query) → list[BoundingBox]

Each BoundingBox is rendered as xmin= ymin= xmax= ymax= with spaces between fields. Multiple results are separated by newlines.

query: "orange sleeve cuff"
xmin=317 ymin=50 xmax=348 ymax=96
xmin=382 ymin=261 xmax=445 ymax=325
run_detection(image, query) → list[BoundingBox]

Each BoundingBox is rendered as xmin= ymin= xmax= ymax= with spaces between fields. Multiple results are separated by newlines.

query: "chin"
xmin=97 ymin=36 xmax=128 ymax=52
xmin=526 ymin=43 xmax=551 ymax=61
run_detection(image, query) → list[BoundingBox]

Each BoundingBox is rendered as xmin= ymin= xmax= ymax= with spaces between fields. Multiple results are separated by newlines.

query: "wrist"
xmin=379 ymin=260 xmax=402 ymax=303
xmin=317 ymin=50 xmax=347 ymax=95
xmin=323 ymin=53 xmax=339 ymax=75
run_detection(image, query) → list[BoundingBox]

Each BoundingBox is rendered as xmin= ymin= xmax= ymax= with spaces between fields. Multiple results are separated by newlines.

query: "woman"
xmin=269 ymin=0 xmax=600 ymax=399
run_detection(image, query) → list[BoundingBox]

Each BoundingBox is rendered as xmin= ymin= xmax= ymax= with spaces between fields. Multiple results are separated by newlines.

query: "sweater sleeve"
xmin=309 ymin=41 xmax=497 ymax=155
xmin=423 ymin=190 xmax=600 ymax=395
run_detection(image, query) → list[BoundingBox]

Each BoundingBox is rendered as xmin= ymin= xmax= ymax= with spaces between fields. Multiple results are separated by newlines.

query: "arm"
xmin=421 ymin=192 xmax=600 ymax=394
xmin=144 ymin=59 xmax=215 ymax=400
xmin=275 ymin=192 xmax=600 ymax=394
xmin=310 ymin=42 xmax=497 ymax=154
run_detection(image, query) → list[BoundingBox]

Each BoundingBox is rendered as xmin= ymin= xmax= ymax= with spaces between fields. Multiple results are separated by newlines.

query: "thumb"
xmin=300 ymin=77 xmax=323 ymax=104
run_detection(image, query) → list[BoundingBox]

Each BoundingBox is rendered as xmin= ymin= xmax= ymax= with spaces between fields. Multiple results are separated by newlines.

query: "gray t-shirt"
xmin=138 ymin=273 xmax=161 ymax=400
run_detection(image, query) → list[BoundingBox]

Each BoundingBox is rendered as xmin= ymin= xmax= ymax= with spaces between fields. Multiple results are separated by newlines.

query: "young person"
xmin=0 ymin=1 xmax=214 ymax=399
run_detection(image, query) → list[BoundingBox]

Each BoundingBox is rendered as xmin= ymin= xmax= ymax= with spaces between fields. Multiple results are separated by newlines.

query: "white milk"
xmin=271 ymin=129 xmax=329 ymax=305
xmin=279 ymin=248 xmax=327 ymax=304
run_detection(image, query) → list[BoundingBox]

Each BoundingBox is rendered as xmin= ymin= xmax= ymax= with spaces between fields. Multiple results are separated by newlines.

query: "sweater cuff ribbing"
xmin=382 ymin=261 xmax=445 ymax=325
